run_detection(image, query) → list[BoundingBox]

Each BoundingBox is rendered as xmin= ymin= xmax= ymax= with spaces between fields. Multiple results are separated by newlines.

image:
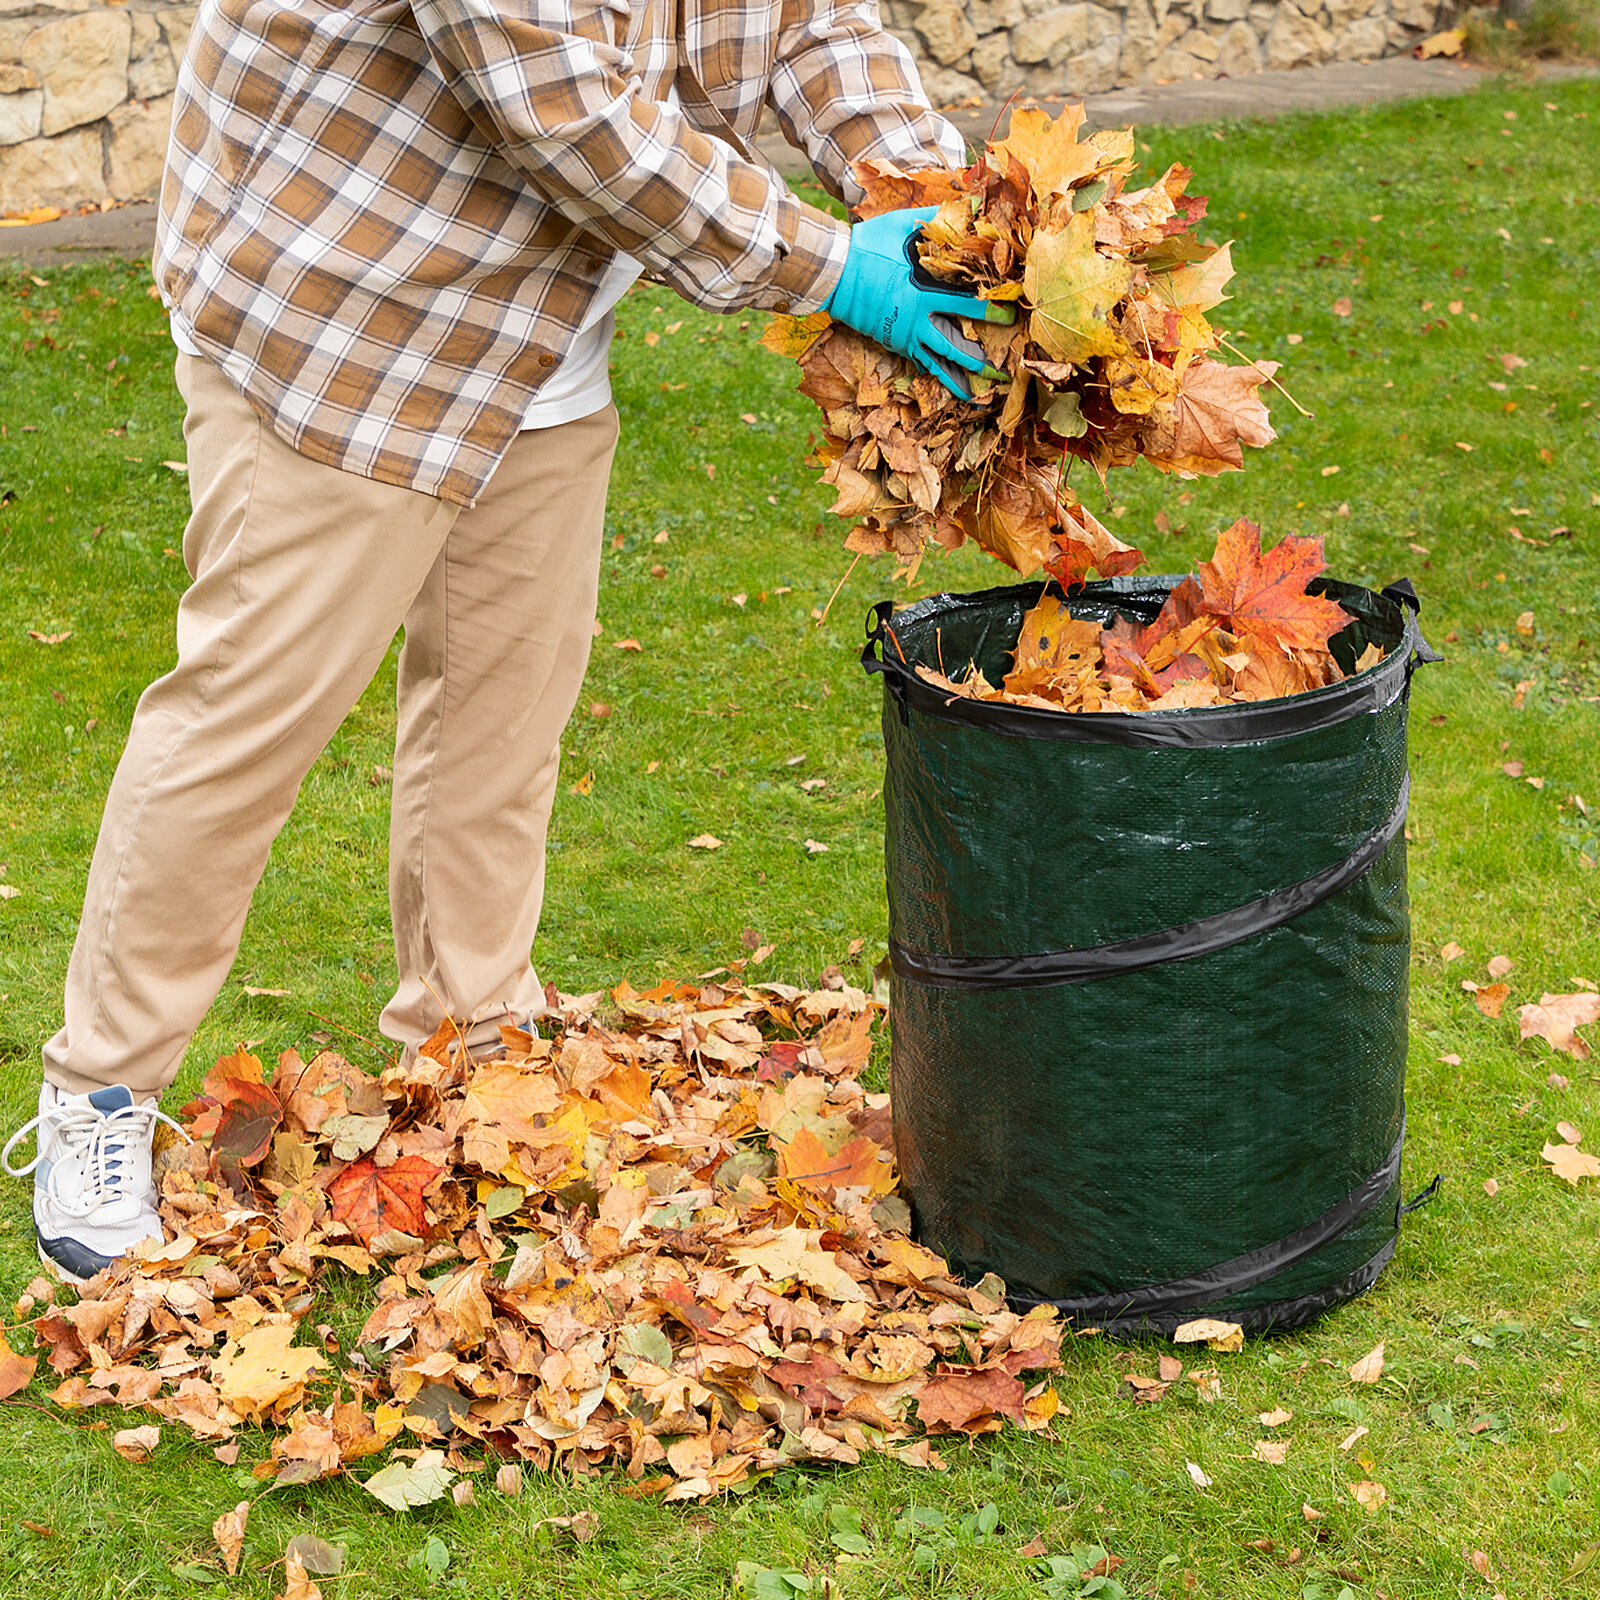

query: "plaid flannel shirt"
xmin=155 ymin=0 xmax=966 ymax=506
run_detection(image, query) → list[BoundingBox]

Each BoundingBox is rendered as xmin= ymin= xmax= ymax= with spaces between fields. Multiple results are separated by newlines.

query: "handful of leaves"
xmin=763 ymin=103 xmax=1284 ymax=586
xmin=917 ymin=518 xmax=1383 ymax=714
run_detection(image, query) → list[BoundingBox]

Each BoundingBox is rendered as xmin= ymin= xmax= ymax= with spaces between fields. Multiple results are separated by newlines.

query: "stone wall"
xmin=0 ymin=0 xmax=186 ymax=215
xmin=892 ymin=0 xmax=1458 ymax=106
xmin=2 ymin=0 xmax=1453 ymax=217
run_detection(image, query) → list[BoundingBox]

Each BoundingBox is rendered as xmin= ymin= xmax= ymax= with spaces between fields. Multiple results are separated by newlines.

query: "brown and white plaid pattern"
xmin=155 ymin=0 xmax=965 ymax=506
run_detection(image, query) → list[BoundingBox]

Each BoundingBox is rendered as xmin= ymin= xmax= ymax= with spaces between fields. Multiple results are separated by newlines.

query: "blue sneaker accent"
xmin=36 ymin=1229 xmax=117 ymax=1282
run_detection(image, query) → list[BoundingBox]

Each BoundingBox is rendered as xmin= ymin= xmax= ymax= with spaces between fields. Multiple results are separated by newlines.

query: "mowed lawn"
xmin=0 ymin=75 xmax=1596 ymax=1600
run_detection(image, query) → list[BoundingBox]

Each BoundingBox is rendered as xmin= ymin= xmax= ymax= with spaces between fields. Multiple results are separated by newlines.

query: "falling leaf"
xmin=112 ymin=1425 xmax=160 ymax=1462
xmin=687 ymin=834 xmax=723 ymax=850
xmin=1252 ymin=1439 xmax=1289 ymax=1465
xmin=1518 ymin=993 xmax=1600 ymax=1059
xmin=1185 ymin=1462 xmax=1213 ymax=1489
xmin=1350 ymin=1480 xmax=1388 ymax=1514
xmin=1543 ymin=1142 xmax=1600 ymax=1186
xmin=1349 ymin=1342 xmax=1385 ymax=1384
xmin=212 ymin=1502 xmax=250 ymax=1576
xmin=362 ymin=1448 xmax=454 ymax=1510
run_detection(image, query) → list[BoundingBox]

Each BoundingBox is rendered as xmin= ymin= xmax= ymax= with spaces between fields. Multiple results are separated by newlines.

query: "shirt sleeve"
xmin=766 ymin=0 xmax=970 ymax=208
xmin=412 ymin=0 xmax=848 ymax=313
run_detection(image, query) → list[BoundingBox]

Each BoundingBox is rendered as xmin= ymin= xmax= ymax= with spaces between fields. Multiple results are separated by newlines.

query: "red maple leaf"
xmin=1195 ymin=518 xmax=1350 ymax=653
xmin=326 ymin=1153 xmax=438 ymax=1244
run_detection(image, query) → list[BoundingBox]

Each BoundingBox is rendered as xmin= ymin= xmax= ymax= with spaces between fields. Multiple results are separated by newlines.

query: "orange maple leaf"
xmin=1195 ymin=518 xmax=1350 ymax=654
xmin=210 ymin=1077 xmax=284 ymax=1188
xmin=326 ymin=1154 xmax=438 ymax=1244
xmin=915 ymin=1368 xmax=1028 ymax=1433
xmin=776 ymin=1127 xmax=897 ymax=1197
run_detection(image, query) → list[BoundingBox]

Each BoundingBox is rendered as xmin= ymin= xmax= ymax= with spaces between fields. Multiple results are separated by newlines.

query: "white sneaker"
xmin=2 ymin=1082 xmax=187 ymax=1284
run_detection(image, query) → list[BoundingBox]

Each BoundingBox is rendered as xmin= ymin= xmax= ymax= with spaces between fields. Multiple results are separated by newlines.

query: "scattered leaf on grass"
xmin=1483 ymin=1177 xmax=1500 ymax=1196
xmin=803 ymin=839 xmax=830 ymax=854
xmin=27 ymin=631 xmax=71 ymax=645
xmin=0 ymin=1346 xmax=37 ymax=1400
xmin=212 ymin=1502 xmax=249 ymax=1576
xmin=279 ymin=1550 xmax=323 ymax=1600
xmin=1349 ymin=1342 xmax=1385 ymax=1384
xmin=1440 ymin=942 xmax=1465 ymax=961
xmin=1339 ymin=1425 xmax=1369 ymax=1451
xmin=687 ymin=834 xmax=723 ymax=850
xmin=285 ymin=1534 xmax=345 ymax=1576
xmin=1463 ymin=981 xmax=1510 ymax=1018
xmin=1302 ymin=1504 xmax=1325 ymax=1522
xmin=1487 ymin=955 xmax=1514 ymax=979
xmin=1350 ymin=1480 xmax=1388 ymax=1514
xmin=362 ymin=1448 xmax=454 ymax=1510
xmin=0 ymin=885 xmax=20 ymax=900
xmin=1252 ymin=1439 xmax=1289 ymax=1465
xmin=1258 ymin=1407 xmax=1292 ymax=1427
xmin=1185 ymin=1461 xmax=1212 ymax=1488
xmin=1557 ymin=1121 xmax=1583 ymax=1144
xmin=1519 ymin=993 xmax=1600 ymax=1059
xmin=534 ymin=1511 xmax=600 ymax=1543
xmin=112 ymin=1425 xmax=160 ymax=1462
xmin=495 ymin=1464 xmax=524 ymax=1496
xmin=1173 ymin=1318 xmax=1244 ymax=1352
xmin=1439 ymin=1053 xmax=1462 ymax=1066
xmin=1543 ymin=1142 xmax=1600 ymax=1186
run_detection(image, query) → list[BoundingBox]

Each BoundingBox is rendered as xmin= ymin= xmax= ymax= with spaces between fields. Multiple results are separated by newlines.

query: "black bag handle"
xmin=1382 ymin=577 xmax=1444 ymax=676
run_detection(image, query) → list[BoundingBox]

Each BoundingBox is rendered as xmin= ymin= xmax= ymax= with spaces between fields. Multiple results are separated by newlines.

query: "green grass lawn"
xmin=0 ymin=76 xmax=1597 ymax=1600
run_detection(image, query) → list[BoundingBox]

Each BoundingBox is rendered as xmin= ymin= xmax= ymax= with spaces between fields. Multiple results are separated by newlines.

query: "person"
xmin=2 ymin=0 xmax=1010 ymax=1283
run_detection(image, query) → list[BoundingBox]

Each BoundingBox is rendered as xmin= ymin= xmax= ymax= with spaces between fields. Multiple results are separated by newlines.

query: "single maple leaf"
xmin=776 ymin=1127 xmax=896 ymax=1198
xmin=1169 ymin=359 xmax=1281 ymax=471
xmin=1543 ymin=1141 xmax=1600 ymax=1185
xmin=1147 ymin=240 xmax=1235 ymax=311
xmin=1519 ymin=992 xmax=1600 ymax=1059
xmin=758 ymin=311 xmax=832 ymax=361
xmin=1195 ymin=519 xmax=1350 ymax=654
xmin=990 ymin=103 xmax=1100 ymax=204
xmin=915 ymin=1367 xmax=1027 ymax=1433
xmin=210 ymin=1076 xmax=284 ymax=1188
xmin=326 ymin=1153 xmax=438 ymax=1245
xmin=1470 ymin=981 xmax=1510 ymax=1019
xmin=1025 ymin=212 xmax=1132 ymax=366
xmin=212 ymin=1322 xmax=327 ymax=1423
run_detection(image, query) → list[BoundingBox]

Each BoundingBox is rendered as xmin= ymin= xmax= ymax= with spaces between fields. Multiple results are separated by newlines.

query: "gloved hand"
xmin=826 ymin=206 xmax=1015 ymax=399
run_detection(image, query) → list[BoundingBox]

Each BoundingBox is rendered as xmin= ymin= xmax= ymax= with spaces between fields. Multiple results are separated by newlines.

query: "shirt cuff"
xmin=759 ymin=200 xmax=850 ymax=315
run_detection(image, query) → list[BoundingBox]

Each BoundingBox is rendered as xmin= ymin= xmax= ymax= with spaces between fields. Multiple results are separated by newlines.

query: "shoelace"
xmin=2 ymin=1099 xmax=190 ymax=1218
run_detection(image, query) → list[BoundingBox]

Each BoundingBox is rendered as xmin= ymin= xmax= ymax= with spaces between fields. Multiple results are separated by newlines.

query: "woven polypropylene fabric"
xmin=876 ymin=576 xmax=1420 ymax=1327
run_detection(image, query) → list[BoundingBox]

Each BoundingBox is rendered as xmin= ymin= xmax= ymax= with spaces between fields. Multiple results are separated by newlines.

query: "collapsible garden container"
xmin=862 ymin=573 xmax=1440 ymax=1334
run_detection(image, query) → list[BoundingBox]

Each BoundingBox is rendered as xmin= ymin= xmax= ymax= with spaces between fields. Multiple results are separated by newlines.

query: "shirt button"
xmin=773 ymin=300 xmax=791 ymax=313
xmin=538 ymin=353 xmax=556 ymax=368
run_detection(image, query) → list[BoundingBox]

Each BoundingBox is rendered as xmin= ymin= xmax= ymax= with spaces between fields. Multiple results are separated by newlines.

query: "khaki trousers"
xmin=43 ymin=353 xmax=618 ymax=1098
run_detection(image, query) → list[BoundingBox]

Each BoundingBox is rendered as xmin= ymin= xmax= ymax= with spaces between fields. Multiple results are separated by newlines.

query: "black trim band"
xmin=1004 ymin=1126 xmax=1406 ymax=1322
xmin=891 ymin=774 xmax=1409 ymax=992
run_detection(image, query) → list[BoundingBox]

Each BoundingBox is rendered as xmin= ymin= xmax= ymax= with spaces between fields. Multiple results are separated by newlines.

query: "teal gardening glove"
xmin=825 ymin=206 xmax=1014 ymax=399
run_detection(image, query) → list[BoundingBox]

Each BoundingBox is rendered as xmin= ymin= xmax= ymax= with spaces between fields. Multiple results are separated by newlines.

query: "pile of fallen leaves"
xmin=10 ymin=976 xmax=1067 ymax=1506
xmin=763 ymin=103 xmax=1284 ymax=586
xmin=916 ymin=517 xmax=1380 ymax=714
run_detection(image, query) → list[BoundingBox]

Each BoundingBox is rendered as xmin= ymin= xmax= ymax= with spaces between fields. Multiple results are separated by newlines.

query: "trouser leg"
xmin=380 ymin=403 xmax=619 ymax=1054
xmin=42 ymin=354 xmax=460 ymax=1097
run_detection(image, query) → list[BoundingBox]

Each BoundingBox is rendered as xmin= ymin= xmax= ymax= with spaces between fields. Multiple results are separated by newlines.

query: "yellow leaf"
xmin=1350 ymin=1480 xmax=1388 ymax=1514
xmin=728 ymin=1225 xmax=866 ymax=1302
xmin=1543 ymin=1141 xmax=1600 ymax=1186
xmin=1024 ymin=212 xmax=1132 ymax=365
xmin=212 ymin=1322 xmax=327 ymax=1423
xmin=1173 ymin=1318 xmax=1244 ymax=1353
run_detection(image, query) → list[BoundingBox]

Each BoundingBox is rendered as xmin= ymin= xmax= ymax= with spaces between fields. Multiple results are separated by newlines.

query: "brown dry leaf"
xmin=1173 ymin=1318 xmax=1244 ymax=1353
xmin=1251 ymin=1439 xmax=1289 ymax=1465
xmin=280 ymin=1551 xmax=323 ymax=1600
xmin=1350 ymin=1480 xmax=1388 ymax=1514
xmin=1542 ymin=1141 xmax=1600 ymax=1186
xmin=1185 ymin=1461 xmax=1213 ymax=1489
xmin=1557 ymin=1120 xmax=1583 ymax=1144
xmin=1440 ymin=942 xmax=1465 ymax=962
xmin=212 ymin=1502 xmax=250 ymax=1576
xmin=0 ymin=1346 xmax=38 ymax=1401
xmin=1486 ymin=955 xmax=1514 ymax=979
xmin=1518 ymin=992 xmax=1600 ymax=1059
xmin=1258 ymin=1407 xmax=1292 ymax=1427
xmin=1469 ymin=982 xmax=1510 ymax=1019
xmin=325 ymin=1152 xmax=437 ymax=1245
xmin=687 ymin=834 xmax=723 ymax=850
xmin=1349 ymin=1342 xmax=1385 ymax=1384
xmin=112 ymin=1425 xmax=160 ymax=1462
